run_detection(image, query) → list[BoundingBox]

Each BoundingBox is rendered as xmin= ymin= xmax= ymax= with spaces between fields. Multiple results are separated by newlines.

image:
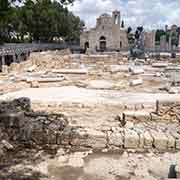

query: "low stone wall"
xmin=61 ymin=126 xmax=179 ymax=151
xmin=0 ymin=98 xmax=180 ymax=152
xmin=0 ymin=98 xmax=68 ymax=146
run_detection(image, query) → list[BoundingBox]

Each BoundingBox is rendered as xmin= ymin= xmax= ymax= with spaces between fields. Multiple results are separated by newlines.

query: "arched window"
xmin=99 ymin=36 xmax=106 ymax=51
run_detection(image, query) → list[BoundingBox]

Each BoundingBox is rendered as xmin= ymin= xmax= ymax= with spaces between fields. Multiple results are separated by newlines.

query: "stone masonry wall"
xmin=0 ymin=98 xmax=180 ymax=152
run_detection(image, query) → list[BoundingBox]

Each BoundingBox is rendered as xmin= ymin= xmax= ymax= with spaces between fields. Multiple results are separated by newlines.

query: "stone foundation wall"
xmin=0 ymin=98 xmax=180 ymax=152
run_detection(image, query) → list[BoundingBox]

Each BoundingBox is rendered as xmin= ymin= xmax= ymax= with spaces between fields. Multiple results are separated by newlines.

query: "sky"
xmin=68 ymin=0 xmax=180 ymax=30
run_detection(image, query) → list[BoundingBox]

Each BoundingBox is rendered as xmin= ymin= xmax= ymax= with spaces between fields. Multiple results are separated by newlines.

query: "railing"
xmin=0 ymin=43 xmax=81 ymax=56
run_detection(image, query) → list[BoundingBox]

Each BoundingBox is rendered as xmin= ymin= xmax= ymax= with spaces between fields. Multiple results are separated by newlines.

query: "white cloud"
xmin=68 ymin=0 xmax=180 ymax=30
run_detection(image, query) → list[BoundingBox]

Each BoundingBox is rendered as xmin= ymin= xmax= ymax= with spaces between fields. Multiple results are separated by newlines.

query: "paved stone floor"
xmin=1 ymin=86 xmax=180 ymax=106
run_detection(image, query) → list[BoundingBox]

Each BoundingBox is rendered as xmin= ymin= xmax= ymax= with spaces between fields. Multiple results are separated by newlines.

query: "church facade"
xmin=80 ymin=10 xmax=155 ymax=52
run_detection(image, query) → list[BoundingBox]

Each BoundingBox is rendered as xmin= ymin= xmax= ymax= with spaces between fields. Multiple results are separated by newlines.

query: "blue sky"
xmin=68 ymin=0 xmax=180 ymax=30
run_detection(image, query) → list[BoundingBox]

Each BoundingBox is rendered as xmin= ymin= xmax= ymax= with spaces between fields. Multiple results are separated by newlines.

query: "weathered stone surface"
xmin=171 ymin=131 xmax=180 ymax=149
xmin=166 ymin=133 xmax=175 ymax=149
xmin=0 ymin=111 xmax=25 ymax=128
xmin=124 ymin=129 xmax=139 ymax=148
xmin=129 ymin=67 xmax=144 ymax=75
xmin=150 ymin=130 xmax=168 ymax=150
xmin=152 ymin=63 xmax=168 ymax=68
xmin=2 ymin=65 xmax=8 ymax=74
xmin=1 ymin=140 xmax=14 ymax=150
xmin=175 ymin=164 xmax=180 ymax=178
xmin=139 ymin=132 xmax=144 ymax=148
xmin=85 ymin=129 xmax=107 ymax=148
xmin=123 ymin=110 xmax=150 ymax=121
xmin=52 ymin=68 xmax=88 ymax=74
xmin=168 ymin=87 xmax=180 ymax=94
xmin=61 ymin=127 xmax=72 ymax=145
xmin=71 ymin=128 xmax=107 ymax=149
xmin=144 ymin=131 xmax=153 ymax=148
xmin=109 ymin=65 xmax=128 ymax=73
xmin=108 ymin=132 xmax=124 ymax=147
xmin=30 ymin=80 xmax=39 ymax=88
xmin=129 ymin=79 xmax=143 ymax=86
xmin=88 ymin=80 xmax=114 ymax=89
xmin=27 ymin=65 xmax=37 ymax=72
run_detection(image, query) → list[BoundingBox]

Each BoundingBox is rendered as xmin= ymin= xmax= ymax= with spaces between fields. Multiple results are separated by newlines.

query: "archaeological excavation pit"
xmin=1 ymin=50 xmax=180 ymax=179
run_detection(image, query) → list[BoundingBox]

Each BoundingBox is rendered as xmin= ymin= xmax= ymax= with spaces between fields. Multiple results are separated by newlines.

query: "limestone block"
xmin=168 ymin=87 xmax=180 ymax=94
xmin=139 ymin=133 xmax=144 ymax=148
xmin=27 ymin=65 xmax=37 ymax=72
xmin=124 ymin=129 xmax=139 ymax=148
xmin=30 ymin=81 xmax=39 ymax=88
xmin=123 ymin=110 xmax=150 ymax=121
xmin=144 ymin=131 xmax=153 ymax=149
xmin=150 ymin=130 xmax=168 ymax=150
xmin=52 ymin=68 xmax=88 ymax=74
xmin=9 ymin=63 xmax=20 ymax=72
xmin=2 ymin=65 xmax=8 ymax=74
xmin=70 ymin=128 xmax=86 ymax=146
xmin=109 ymin=65 xmax=128 ymax=73
xmin=166 ymin=133 xmax=175 ymax=149
xmin=152 ymin=63 xmax=168 ymax=68
xmin=71 ymin=128 xmax=107 ymax=149
xmin=37 ymin=77 xmax=65 ymax=83
xmin=61 ymin=127 xmax=72 ymax=145
xmin=87 ymin=80 xmax=114 ymax=90
xmin=171 ymin=131 xmax=180 ymax=149
xmin=84 ymin=128 xmax=107 ymax=149
xmin=129 ymin=79 xmax=143 ymax=86
xmin=175 ymin=164 xmax=180 ymax=178
xmin=134 ymin=129 xmax=144 ymax=148
xmin=1 ymin=140 xmax=14 ymax=150
xmin=129 ymin=67 xmax=144 ymax=75
xmin=108 ymin=132 xmax=124 ymax=147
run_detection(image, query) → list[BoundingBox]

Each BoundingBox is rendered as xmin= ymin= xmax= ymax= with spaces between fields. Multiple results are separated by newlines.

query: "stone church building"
xmin=80 ymin=10 xmax=155 ymax=52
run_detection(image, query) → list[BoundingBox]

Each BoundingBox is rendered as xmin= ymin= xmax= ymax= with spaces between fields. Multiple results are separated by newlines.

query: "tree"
xmin=155 ymin=29 xmax=166 ymax=42
xmin=0 ymin=0 xmax=80 ymax=43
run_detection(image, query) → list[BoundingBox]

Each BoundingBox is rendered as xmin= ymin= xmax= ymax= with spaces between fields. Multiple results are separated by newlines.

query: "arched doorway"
xmin=84 ymin=42 xmax=89 ymax=50
xmin=99 ymin=36 xmax=106 ymax=51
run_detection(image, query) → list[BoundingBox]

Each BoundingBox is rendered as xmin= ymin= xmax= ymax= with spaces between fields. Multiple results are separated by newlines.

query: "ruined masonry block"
xmin=108 ymin=132 xmax=124 ymax=147
xmin=85 ymin=129 xmax=107 ymax=149
xmin=171 ymin=131 xmax=180 ymax=149
xmin=166 ymin=133 xmax=175 ymax=149
xmin=137 ymin=131 xmax=144 ymax=148
xmin=144 ymin=131 xmax=153 ymax=149
xmin=70 ymin=128 xmax=87 ymax=146
xmin=123 ymin=111 xmax=150 ymax=121
xmin=124 ymin=129 xmax=139 ymax=148
xmin=150 ymin=130 xmax=168 ymax=150
xmin=61 ymin=127 xmax=72 ymax=145
xmin=71 ymin=128 xmax=107 ymax=149
xmin=175 ymin=165 xmax=180 ymax=178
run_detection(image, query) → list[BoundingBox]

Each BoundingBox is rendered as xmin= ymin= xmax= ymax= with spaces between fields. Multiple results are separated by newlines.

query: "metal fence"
xmin=0 ymin=43 xmax=81 ymax=56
